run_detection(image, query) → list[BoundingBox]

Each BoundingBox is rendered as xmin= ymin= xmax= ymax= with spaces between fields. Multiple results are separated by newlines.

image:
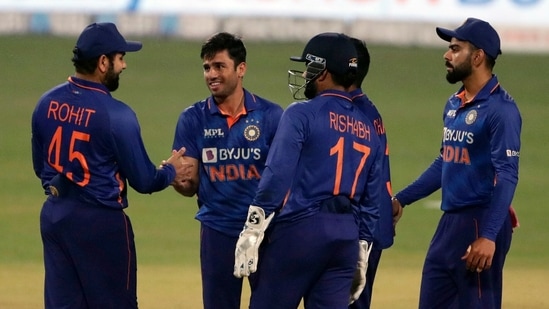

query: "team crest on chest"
xmin=465 ymin=110 xmax=477 ymax=125
xmin=244 ymin=118 xmax=261 ymax=141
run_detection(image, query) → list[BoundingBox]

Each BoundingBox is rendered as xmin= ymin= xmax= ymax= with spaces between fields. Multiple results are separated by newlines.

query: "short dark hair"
xmin=331 ymin=70 xmax=358 ymax=89
xmin=200 ymin=32 xmax=247 ymax=68
xmin=485 ymin=56 xmax=496 ymax=70
xmin=470 ymin=44 xmax=496 ymax=70
xmin=72 ymin=52 xmax=116 ymax=74
xmin=350 ymin=38 xmax=370 ymax=88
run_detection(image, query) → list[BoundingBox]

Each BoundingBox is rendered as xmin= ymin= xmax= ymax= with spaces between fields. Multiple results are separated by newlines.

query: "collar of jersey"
xmin=349 ymin=88 xmax=372 ymax=102
xmin=319 ymin=89 xmax=353 ymax=102
xmin=455 ymin=74 xmax=500 ymax=108
xmin=207 ymin=88 xmax=258 ymax=115
xmin=68 ymin=76 xmax=110 ymax=95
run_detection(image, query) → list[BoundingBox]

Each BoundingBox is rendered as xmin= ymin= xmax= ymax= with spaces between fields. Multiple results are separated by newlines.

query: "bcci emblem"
xmin=465 ymin=110 xmax=477 ymax=125
xmin=244 ymin=125 xmax=260 ymax=141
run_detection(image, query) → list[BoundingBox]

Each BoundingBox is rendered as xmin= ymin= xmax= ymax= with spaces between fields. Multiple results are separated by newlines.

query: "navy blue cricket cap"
xmin=72 ymin=22 xmax=142 ymax=61
xmin=436 ymin=17 xmax=501 ymax=59
xmin=290 ymin=32 xmax=358 ymax=75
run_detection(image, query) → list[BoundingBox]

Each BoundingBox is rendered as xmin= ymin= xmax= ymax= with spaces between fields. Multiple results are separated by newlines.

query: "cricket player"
xmin=348 ymin=37 xmax=395 ymax=309
xmin=31 ymin=22 xmax=189 ymax=308
xmin=392 ymin=18 xmax=521 ymax=308
xmin=233 ymin=32 xmax=383 ymax=308
xmin=171 ymin=32 xmax=283 ymax=309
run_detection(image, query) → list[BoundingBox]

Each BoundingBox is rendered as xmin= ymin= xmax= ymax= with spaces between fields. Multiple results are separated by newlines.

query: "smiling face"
xmin=202 ymin=49 xmax=246 ymax=102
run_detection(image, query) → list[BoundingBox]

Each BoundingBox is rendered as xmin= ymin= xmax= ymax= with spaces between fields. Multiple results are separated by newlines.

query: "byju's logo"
xmin=204 ymin=128 xmax=224 ymax=138
xmin=202 ymin=148 xmax=217 ymax=163
xmin=506 ymin=149 xmax=520 ymax=157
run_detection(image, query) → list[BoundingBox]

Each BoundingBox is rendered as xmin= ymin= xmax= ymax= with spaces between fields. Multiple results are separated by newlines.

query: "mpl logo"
xmin=202 ymin=148 xmax=217 ymax=163
xmin=204 ymin=128 xmax=224 ymax=138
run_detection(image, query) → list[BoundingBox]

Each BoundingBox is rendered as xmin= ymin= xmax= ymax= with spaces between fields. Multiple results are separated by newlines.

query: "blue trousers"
xmin=40 ymin=196 xmax=137 ymax=309
xmin=419 ymin=208 xmax=512 ymax=309
xmin=200 ymin=224 xmax=256 ymax=309
xmin=250 ymin=212 xmax=359 ymax=309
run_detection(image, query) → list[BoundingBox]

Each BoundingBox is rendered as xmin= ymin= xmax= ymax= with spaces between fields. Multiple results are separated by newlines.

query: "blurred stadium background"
xmin=1 ymin=1 xmax=548 ymax=308
xmin=1 ymin=0 xmax=549 ymax=52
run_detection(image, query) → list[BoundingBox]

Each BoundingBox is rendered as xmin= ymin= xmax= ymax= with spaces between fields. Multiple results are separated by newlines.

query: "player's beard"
xmin=446 ymin=56 xmax=473 ymax=84
xmin=103 ymin=61 xmax=120 ymax=92
xmin=304 ymin=80 xmax=318 ymax=99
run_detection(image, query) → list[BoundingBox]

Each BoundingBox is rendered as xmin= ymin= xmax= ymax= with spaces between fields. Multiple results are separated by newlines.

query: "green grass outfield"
xmin=0 ymin=35 xmax=548 ymax=308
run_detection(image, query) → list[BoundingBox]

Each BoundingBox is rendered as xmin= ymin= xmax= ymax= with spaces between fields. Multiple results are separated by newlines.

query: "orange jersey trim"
xmin=68 ymin=77 xmax=108 ymax=95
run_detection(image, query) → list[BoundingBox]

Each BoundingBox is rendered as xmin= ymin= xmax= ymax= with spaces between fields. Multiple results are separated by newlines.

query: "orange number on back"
xmin=47 ymin=126 xmax=91 ymax=187
xmin=329 ymin=137 xmax=371 ymax=198
xmin=48 ymin=126 xmax=63 ymax=173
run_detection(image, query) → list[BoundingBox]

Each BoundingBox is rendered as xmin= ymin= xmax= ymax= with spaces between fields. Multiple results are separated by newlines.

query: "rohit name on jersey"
xmin=201 ymin=147 xmax=262 ymax=182
xmin=47 ymin=100 xmax=96 ymax=127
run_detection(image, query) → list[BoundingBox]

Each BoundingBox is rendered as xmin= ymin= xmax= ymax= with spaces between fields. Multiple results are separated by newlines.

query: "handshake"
xmin=160 ymin=147 xmax=195 ymax=188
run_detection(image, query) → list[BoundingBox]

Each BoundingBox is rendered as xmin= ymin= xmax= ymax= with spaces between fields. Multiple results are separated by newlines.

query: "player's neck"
xmin=216 ymin=89 xmax=245 ymax=117
xmin=462 ymin=70 xmax=492 ymax=101
xmin=74 ymin=72 xmax=102 ymax=84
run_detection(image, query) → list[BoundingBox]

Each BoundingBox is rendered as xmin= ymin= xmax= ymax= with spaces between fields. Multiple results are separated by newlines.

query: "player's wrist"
xmin=392 ymin=195 xmax=405 ymax=207
xmin=160 ymin=162 xmax=175 ymax=173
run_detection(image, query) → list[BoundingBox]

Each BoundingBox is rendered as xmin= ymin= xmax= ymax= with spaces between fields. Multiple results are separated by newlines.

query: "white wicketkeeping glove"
xmin=349 ymin=240 xmax=373 ymax=304
xmin=233 ymin=205 xmax=274 ymax=278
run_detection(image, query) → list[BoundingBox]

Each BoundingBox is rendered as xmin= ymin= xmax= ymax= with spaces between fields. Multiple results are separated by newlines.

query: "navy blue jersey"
xmin=350 ymin=88 xmax=394 ymax=249
xmin=396 ymin=75 xmax=521 ymax=241
xmin=172 ymin=89 xmax=283 ymax=237
xmin=253 ymin=89 xmax=383 ymax=242
xmin=32 ymin=76 xmax=176 ymax=209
